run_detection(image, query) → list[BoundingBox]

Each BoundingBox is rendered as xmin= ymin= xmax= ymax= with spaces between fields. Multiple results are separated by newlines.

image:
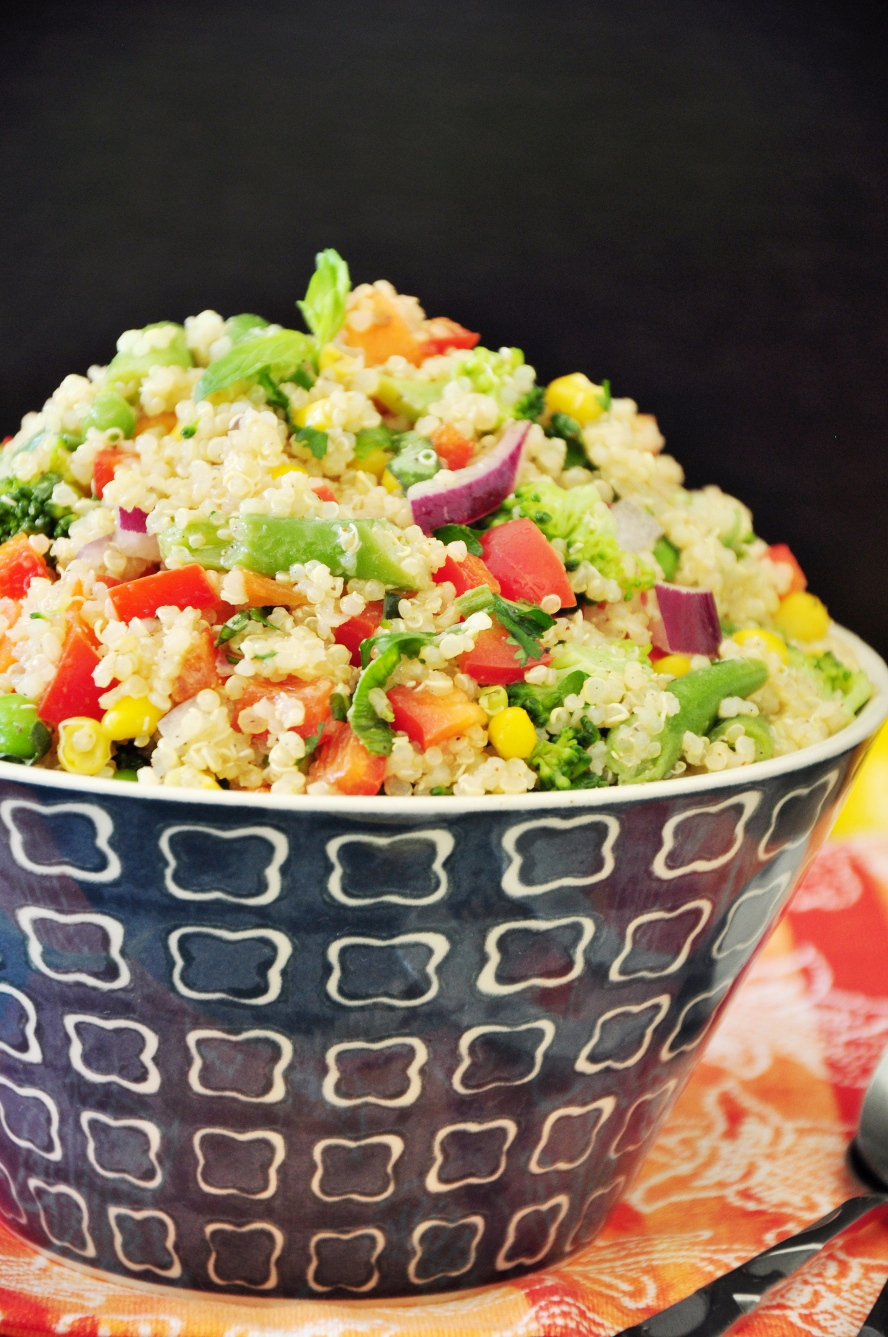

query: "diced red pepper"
xmin=480 ymin=519 xmax=575 ymax=609
xmin=235 ymin=676 xmax=335 ymax=741
xmin=93 ymin=448 xmax=138 ymax=499
xmin=309 ymin=720 xmax=387 ymax=795
xmin=433 ymin=553 xmax=501 ymax=596
xmin=108 ymin=565 xmax=217 ymax=622
xmin=648 ymin=645 xmax=668 ymax=663
xmin=39 ymin=628 xmax=106 ymax=725
xmin=431 ymin=423 xmax=475 ymax=470
xmin=171 ymin=628 xmax=221 ymax=704
xmin=765 ymin=543 xmax=807 ymax=593
xmin=0 ymin=533 xmax=53 ymax=600
xmin=310 ymin=481 xmax=337 ymax=503
xmin=419 ymin=317 xmax=481 ymax=358
xmin=388 ymin=685 xmax=487 ymax=750
xmin=459 ymin=618 xmax=549 ymax=686
xmin=134 ymin=412 xmax=179 ymax=437
xmin=334 ymin=601 xmax=383 ymax=667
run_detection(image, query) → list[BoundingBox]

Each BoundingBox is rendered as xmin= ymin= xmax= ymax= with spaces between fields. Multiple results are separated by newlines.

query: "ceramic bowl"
xmin=0 ymin=629 xmax=883 ymax=1300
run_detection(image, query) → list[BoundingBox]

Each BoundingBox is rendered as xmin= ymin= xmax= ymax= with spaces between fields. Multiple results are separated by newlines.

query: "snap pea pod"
xmin=709 ymin=714 xmax=774 ymax=762
xmin=0 ymin=695 xmax=51 ymax=764
xmin=222 ymin=514 xmax=431 ymax=589
xmin=158 ymin=519 xmax=229 ymax=570
xmin=608 ymin=657 xmax=769 ymax=784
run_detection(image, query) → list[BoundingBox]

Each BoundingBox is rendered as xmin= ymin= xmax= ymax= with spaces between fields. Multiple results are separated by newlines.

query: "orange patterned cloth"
xmin=2 ymin=728 xmax=888 ymax=1337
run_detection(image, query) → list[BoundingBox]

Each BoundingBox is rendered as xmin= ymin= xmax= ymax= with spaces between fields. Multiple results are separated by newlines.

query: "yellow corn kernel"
xmin=356 ymin=446 xmax=392 ymax=480
xmin=102 ymin=697 xmax=164 ymax=742
xmin=655 ymin=653 xmax=693 ymax=678
xmin=271 ymin=461 xmax=307 ymax=479
xmin=545 ymin=373 xmax=606 ymax=426
xmin=381 ymin=468 xmax=403 ymax=494
xmin=57 ymin=717 xmax=112 ymax=776
xmin=301 ymin=398 xmax=334 ymax=431
xmin=488 ymin=706 xmax=537 ymax=760
xmin=318 ymin=343 xmax=357 ymax=378
xmin=732 ymin=627 xmax=790 ymax=665
xmin=773 ymin=590 xmax=830 ymax=643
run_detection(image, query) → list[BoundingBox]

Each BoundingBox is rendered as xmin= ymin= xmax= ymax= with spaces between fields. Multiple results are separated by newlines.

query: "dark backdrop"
xmin=1 ymin=0 xmax=886 ymax=655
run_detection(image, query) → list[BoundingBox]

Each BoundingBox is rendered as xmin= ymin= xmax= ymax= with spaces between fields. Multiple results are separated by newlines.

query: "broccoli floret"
xmin=791 ymin=647 xmax=872 ymax=718
xmin=0 ymin=473 xmax=76 ymax=546
xmin=507 ymin=669 xmax=588 ymax=725
xmin=550 ymin=639 xmax=652 ymax=677
xmin=512 ymin=386 xmax=546 ymax=421
xmin=545 ymin=412 xmax=587 ymax=468
xmin=529 ymin=725 xmax=605 ymax=791
xmin=498 ymin=478 xmax=655 ymax=597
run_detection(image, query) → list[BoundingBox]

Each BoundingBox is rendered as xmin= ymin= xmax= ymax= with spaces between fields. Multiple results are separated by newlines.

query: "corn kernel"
xmin=318 ymin=343 xmax=343 ymax=370
xmin=57 ymin=717 xmax=112 ymax=776
xmin=300 ymin=398 xmax=333 ymax=430
xmin=773 ymin=590 xmax=830 ymax=643
xmin=545 ymin=373 xmax=606 ymax=426
xmin=381 ymin=468 xmax=403 ymax=494
xmin=270 ymin=462 xmax=307 ymax=479
xmin=732 ymin=627 xmax=790 ymax=665
xmin=488 ymin=706 xmax=537 ymax=759
xmin=357 ymin=446 xmax=392 ymax=480
xmin=655 ymin=653 xmax=693 ymax=678
xmin=102 ymin=696 xmax=164 ymax=742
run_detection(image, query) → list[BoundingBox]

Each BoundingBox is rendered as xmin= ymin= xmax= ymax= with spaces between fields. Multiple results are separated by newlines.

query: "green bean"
xmin=709 ymin=714 xmax=774 ymax=762
xmin=0 ymin=695 xmax=51 ymax=764
xmin=608 ymin=657 xmax=769 ymax=784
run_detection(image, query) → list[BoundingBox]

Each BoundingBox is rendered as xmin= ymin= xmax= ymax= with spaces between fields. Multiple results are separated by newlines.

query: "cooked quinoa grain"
xmin=0 ymin=249 xmax=872 ymax=794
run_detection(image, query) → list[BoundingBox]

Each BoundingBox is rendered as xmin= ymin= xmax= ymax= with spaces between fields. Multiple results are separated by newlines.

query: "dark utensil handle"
xmin=614 ymin=1194 xmax=887 ymax=1337
xmin=859 ymin=1276 xmax=888 ymax=1336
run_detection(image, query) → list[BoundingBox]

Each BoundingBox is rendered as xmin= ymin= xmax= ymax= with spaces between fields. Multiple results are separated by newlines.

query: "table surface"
xmin=1 ymin=728 xmax=887 ymax=1337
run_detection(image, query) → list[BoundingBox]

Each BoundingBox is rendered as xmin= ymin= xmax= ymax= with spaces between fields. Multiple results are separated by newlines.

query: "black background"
xmin=0 ymin=0 xmax=886 ymax=656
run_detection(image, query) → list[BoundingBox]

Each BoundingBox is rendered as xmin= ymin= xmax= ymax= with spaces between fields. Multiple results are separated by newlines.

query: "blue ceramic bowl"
xmin=0 ymin=629 xmax=884 ymax=1300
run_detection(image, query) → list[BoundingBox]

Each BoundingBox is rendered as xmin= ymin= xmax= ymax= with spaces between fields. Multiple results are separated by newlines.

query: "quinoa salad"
xmin=0 ymin=250 xmax=872 ymax=797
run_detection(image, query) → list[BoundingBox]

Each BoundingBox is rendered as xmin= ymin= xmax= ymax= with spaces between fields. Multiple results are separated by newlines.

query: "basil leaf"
xmin=195 ymin=329 xmax=315 ymax=402
xmin=354 ymin=424 xmax=394 ymax=459
xmin=491 ymin=594 xmax=555 ymax=665
xmin=296 ymin=248 xmax=350 ymax=347
xmin=293 ymin=425 xmax=328 ymax=460
xmin=433 ymin=524 xmax=484 ymax=556
xmin=350 ymin=630 xmax=435 ymax=755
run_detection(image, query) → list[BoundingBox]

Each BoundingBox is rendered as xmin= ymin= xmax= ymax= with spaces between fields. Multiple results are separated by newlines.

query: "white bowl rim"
xmin=0 ymin=622 xmax=885 ymax=816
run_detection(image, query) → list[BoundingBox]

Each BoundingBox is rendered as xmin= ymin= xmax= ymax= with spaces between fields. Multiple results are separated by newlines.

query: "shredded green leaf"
xmin=491 ymin=594 xmax=555 ymax=665
xmin=292 ymin=425 xmax=329 ymax=460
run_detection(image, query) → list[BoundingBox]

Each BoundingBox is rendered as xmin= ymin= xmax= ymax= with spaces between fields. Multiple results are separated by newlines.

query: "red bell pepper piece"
xmin=431 ymin=423 xmax=475 ymax=470
xmin=310 ymin=481 xmax=337 ymax=503
xmin=39 ymin=628 xmax=106 ymax=725
xmin=0 ymin=534 xmax=52 ymax=600
xmin=108 ymin=565 xmax=217 ymax=622
xmin=419 ymin=317 xmax=481 ymax=358
xmin=334 ymin=601 xmax=383 ymax=667
xmin=388 ymin=685 xmax=486 ymax=750
xmin=93 ymin=448 xmax=138 ymax=499
xmin=235 ymin=676 xmax=334 ymax=741
xmin=171 ymin=628 xmax=221 ymax=704
xmin=481 ymin=518 xmax=575 ymax=609
xmin=459 ymin=618 xmax=549 ymax=685
xmin=309 ymin=720 xmax=386 ymax=795
xmin=765 ymin=543 xmax=807 ymax=593
xmin=433 ymin=553 xmax=501 ymax=597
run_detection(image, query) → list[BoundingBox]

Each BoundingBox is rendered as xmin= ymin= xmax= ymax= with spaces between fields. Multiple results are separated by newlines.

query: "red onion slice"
xmin=612 ymin=498 xmax=663 ymax=553
xmin=407 ymin=420 xmax=529 ymax=533
xmin=117 ymin=506 xmax=149 ymax=533
xmin=115 ymin=527 xmax=161 ymax=561
xmin=654 ymin=582 xmax=721 ymax=657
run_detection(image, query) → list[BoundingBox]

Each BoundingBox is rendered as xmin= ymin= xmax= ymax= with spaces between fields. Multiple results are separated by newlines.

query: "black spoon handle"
xmin=614 ymin=1194 xmax=887 ymax=1337
xmin=859 ymin=1276 xmax=888 ymax=1336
